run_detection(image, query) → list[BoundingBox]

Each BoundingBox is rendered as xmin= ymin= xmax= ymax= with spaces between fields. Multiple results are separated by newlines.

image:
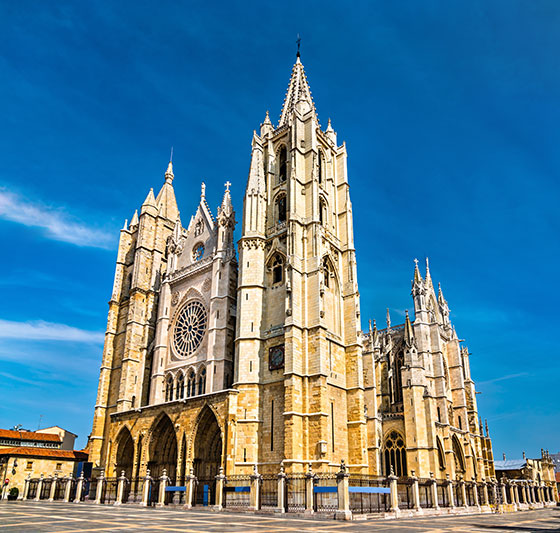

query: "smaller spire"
xmin=165 ymin=161 xmax=174 ymax=183
xmin=413 ymin=258 xmax=423 ymax=284
xmin=386 ymin=308 xmax=391 ymax=329
xmin=404 ymin=310 xmax=414 ymax=348
xmin=425 ymin=257 xmax=433 ymax=288
xmin=122 ymin=219 xmax=128 ymax=230
xmin=484 ymin=419 xmax=489 ymax=437
xmin=326 ymin=118 xmax=334 ymax=132
xmin=143 ymin=188 xmax=156 ymax=207
xmin=130 ymin=210 xmax=139 ymax=227
xmin=263 ymin=111 xmax=271 ymax=125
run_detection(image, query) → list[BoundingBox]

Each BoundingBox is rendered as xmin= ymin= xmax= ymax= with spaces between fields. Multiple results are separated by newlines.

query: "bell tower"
xmin=234 ymin=55 xmax=367 ymax=473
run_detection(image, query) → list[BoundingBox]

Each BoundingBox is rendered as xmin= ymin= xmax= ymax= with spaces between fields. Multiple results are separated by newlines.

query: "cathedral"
xmin=88 ymin=53 xmax=495 ymax=491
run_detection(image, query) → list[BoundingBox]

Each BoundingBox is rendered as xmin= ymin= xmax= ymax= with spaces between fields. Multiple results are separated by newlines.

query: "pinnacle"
xmin=165 ymin=161 xmax=174 ymax=182
xmin=142 ymin=188 xmax=156 ymax=208
xmin=278 ymin=57 xmax=318 ymax=127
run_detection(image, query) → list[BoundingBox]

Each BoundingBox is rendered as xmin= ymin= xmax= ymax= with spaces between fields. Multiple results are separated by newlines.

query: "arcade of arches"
xmin=112 ymin=403 xmax=225 ymax=482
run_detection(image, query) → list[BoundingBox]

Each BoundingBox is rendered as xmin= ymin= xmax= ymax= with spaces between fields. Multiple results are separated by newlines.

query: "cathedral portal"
xmin=148 ymin=415 xmax=177 ymax=481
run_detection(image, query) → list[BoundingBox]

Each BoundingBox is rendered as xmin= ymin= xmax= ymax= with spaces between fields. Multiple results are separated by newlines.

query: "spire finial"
xmin=225 ymin=180 xmax=231 ymax=192
xmin=170 ymin=146 xmax=173 ymax=163
xmin=296 ymin=33 xmax=301 ymax=58
xmin=386 ymin=308 xmax=391 ymax=329
xmin=201 ymin=182 xmax=206 ymax=199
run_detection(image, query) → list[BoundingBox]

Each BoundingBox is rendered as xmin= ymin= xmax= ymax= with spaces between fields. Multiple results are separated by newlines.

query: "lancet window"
xmin=165 ymin=375 xmax=174 ymax=402
xmin=437 ymin=438 xmax=446 ymax=470
xmin=198 ymin=368 xmax=206 ymax=395
xmin=318 ymin=150 xmax=324 ymax=184
xmin=187 ymin=371 xmax=196 ymax=397
xmin=278 ymin=145 xmax=287 ymax=182
xmin=383 ymin=431 xmax=407 ymax=477
xmin=276 ymin=195 xmax=287 ymax=224
xmin=452 ymin=436 xmax=466 ymax=473
xmin=176 ymin=373 xmax=185 ymax=400
xmin=272 ymin=254 xmax=283 ymax=284
xmin=393 ymin=351 xmax=404 ymax=404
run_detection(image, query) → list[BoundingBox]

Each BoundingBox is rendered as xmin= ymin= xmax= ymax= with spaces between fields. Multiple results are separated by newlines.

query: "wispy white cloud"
xmin=0 ymin=319 xmax=104 ymax=343
xmin=477 ymin=372 xmax=528 ymax=386
xmin=0 ymin=189 xmax=114 ymax=249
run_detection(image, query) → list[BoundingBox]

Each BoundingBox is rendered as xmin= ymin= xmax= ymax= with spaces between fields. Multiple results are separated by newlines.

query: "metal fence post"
xmin=446 ymin=475 xmax=455 ymax=508
xmin=74 ymin=472 xmax=85 ymax=503
xmin=115 ymin=471 xmax=126 ymax=505
xmin=141 ymin=470 xmax=152 ymax=507
xmin=429 ymin=472 xmax=439 ymax=510
xmin=48 ymin=474 xmax=57 ymax=502
xmin=388 ymin=466 xmax=399 ymax=513
xmin=276 ymin=466 xmax=287 ymax=513
xmin=95 ymin=470 xmax=105 ymax=504
xmin=305 ymin=464 xmax=315 ymax=515
xmin=64 ymin=476 xmax=73 ymax=502
xmin=249 ymin=464 xmax=261 ymax=511
xmin=213 ymin=467 xmax=225 ymax=510
xmin=335 ymin=460 xmax=351 ymax=520
xmin=410 ymin=470 xmax=420 ymax=512
xmin=35 ymin=474 xmax=43 ymax=501
xmin=157 ymin=469 xmax=169 ymax=507
xmin=22 ymin=474 xmax=31 ymax=501
xmin=184 ymin=468 xmax=195 ymax=509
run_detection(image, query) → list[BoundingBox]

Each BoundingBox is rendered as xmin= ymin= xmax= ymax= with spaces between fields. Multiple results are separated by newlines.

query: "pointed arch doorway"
xmin=193 ymin=406 xmax=223 ymax=505
xmin=115 ymin=427 xmax=134 ymax=479
xmin=148 ymin=415 xmax=178 ymax=482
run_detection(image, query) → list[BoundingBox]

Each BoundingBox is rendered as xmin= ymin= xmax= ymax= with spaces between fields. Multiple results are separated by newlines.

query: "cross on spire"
xmin=225 ymin=181 xmax=231 ymax=192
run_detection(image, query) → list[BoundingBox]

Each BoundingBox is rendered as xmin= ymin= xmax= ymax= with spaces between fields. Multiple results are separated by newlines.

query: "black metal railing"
xmin=40 ymin=479 xmax=52 ymax=500
xmin=27 ymin=479 xmax=39 ymax=499
xmin=348 ymin=474 xmax=389 ymax=514
xmin=103 ymin=478 xmax=118 ymax=504
xmin=223 ymin=475 xmax=251 ymax=509
xmin=397 ymin=479 xmax=412 ymax=509
xmin=313 ymin=474 xmax=338 ymax=514
xmin=286 ymin=474 xmax=306 ymax=513
xmin=418 ymin=479 xmax=433 ymax=508
xmin=260 ymin=474 xmax=278 ymax=509
xmin=437 ymin=481 xmax=448 ymax=507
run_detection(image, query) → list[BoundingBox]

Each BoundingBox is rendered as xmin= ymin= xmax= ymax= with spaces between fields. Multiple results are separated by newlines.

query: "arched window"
xmin=198 ymin=368 xmax=206 ymax=395
xmin=318 ymin=150 xmax=324 ymax=184
xmin=323 ymin=257 xmax=331 ymax=288
xmin=278 ymin=146 xmax=287 ymax=182
xmin=176 ymin=374 xmax=185 ymax=400
xmin=187 ymin=371 xmax=196 ymax=398
xmin=394 ymin=351 xmax=404 ymax=404
xmin=319 ymin=198 xmax=327 ymax=226
xmin=165 ymin=376 xmax=174 ymax=402
xmin=276 ymin=195 xmax=286 ymax=224
xmin=437 ymin=438 xmax=446 ymax=470
xmin=272 ymin=254 xmax=283 ymax=284
xmin=452 ymin=436 xmax=465 ymax=473
xmin=383 ymin=431 xmax=407 ymax=476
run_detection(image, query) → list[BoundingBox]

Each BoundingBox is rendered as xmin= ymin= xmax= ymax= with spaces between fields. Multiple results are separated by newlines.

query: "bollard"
xmin=64 ymin=476 xmax=73 ymax=502
xmin=430 ymin=472 xmax=439 ymax=511
xmin=389 ymin=466 xmax=399 ymax=514
xmin=95 ymin=470 xmax=105 ymax=504
xmin=276 ymin=466 xmax=287 ymax=513
xmin=249 ymin=464 xmax=261 ymax=511
xmin=184 ymin=468 xmax=195 ymax=509
xmin=335 ymin=460 xmax=351 ymax=520
xmin=115 ymin=470 xmax=126 ymax=505
xmin=410 ymin=470 xmax=421 ymax=512
xmin=157 ymin=469 xmax=169 ymax=507
xmin=213 ymin=467 xmax=225 ymax=511
xmin=22 ymin=474 xmax=31 ymax=501
xmin=74 ymin=472 xmax=85 ymax=503
xmin=305 ymin=464 xmax=315 ymax=515
xmin=141 ymin=470 xmax=152 ymax=507
xmin=49 ymin=474 xmax=58 ymax=502
xmin=446 ymin=475 xmax=455 ymax=508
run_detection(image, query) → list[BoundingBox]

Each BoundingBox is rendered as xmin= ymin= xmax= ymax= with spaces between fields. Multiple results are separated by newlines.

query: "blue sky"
xmin=0 ymin=1 xmax=558 ymax=458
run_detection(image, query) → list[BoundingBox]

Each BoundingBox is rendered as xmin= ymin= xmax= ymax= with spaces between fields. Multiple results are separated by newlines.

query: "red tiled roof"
xmin=555 ymin=472 xmax=560 ymax=482
xmin=0 ymin=447 xmax=88 ymax=461
xmin=0 ymin=429 xmax=61 ymax=443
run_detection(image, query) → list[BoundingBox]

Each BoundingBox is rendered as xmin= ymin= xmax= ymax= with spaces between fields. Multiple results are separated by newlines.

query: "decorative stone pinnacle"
xmin=201 ymin=182 xmax=206 ymax=199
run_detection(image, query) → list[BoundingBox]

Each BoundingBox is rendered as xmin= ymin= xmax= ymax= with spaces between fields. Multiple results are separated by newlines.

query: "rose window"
xmin=173 ymin=301 xmax=207 ymax=357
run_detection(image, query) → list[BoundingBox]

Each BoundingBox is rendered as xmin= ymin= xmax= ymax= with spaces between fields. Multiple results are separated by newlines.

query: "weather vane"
xmin=296 ymin=34 xmax=301 ymax=57
xmin=170 ymin=146 xmax=173 ymax=163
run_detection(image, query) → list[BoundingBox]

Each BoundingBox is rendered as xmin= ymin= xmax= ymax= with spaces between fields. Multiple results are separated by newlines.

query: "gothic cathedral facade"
xmin=88 ymin=55 xmax=495 ymax=486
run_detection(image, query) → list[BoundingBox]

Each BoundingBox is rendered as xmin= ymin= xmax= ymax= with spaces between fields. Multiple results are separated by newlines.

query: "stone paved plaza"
xmin=0 ymin=502 xmax=559 ymax=532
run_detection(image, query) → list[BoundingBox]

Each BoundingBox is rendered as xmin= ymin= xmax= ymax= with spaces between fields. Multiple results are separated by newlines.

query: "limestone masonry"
xmin=88 ymin=56 xmax=497 ymax=490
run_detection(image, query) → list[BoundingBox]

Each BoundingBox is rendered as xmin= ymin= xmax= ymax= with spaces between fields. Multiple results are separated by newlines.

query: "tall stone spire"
xmin=404 ymin=310 xmax=414 ymax=348
xmin=246 ymin=133 xmax=265 ymax=195
xmin=278 ymin=55 xmax=318 ymax=127
xmin=155 ymin=161 xmax=179 ymax=222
